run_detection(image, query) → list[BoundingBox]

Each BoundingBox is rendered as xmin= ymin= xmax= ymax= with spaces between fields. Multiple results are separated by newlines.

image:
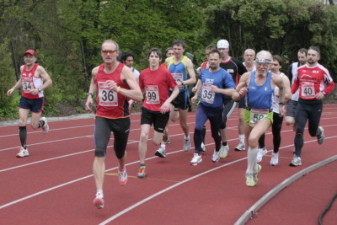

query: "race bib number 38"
xmin=98 ymin=82 xmax=118 ymax=107
xmin=145 ymin=85 xmax=160 ymax=104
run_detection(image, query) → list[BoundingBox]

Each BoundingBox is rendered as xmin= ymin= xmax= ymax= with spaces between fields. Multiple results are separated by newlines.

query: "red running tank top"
xmin=21 ymin=64 xmax=40 ymax=99
xmin=95 ymin=63 xmax=130 ymax=119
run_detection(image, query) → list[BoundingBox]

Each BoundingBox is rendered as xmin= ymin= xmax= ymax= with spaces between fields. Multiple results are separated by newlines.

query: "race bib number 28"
xmin=98 ymin=82 xmax=118 ymax=107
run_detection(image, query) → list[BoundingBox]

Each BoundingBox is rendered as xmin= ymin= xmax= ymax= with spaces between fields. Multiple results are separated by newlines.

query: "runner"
xmin=165 ymin=39 xmax=196 ymax=151
xmin=290 ymin=46 xmax=335 ymax=167
xmin=285 ymin=48 xmax=307 ymax=127
xmin=137 ymin=48 xmax=179 ymax=178
xmin=6 ymin=49 xmax=52 ymax=158
xmin=190 ymin=49 xmax=236 ymax=165
xmin=235 ymin=48 xmax=256 ymax=151
xmin=85 ymin=39 xmax=143 ymax=209
xmin=232 ymin=50 xmax=290 ymax=187
xmin=217 ymin=39 xmax=247 ymax=156
xmin=256 ymin=55 xmax=291 ymax=165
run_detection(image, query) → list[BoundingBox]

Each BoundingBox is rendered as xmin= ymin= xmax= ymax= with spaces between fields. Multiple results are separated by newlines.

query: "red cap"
xmin=24 ymin=49 xmax=36 ymax=56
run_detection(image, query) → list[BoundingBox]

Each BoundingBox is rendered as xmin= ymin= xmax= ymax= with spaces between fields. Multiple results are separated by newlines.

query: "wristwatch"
xmin=38 ymin=88 xmax=42 ymax=93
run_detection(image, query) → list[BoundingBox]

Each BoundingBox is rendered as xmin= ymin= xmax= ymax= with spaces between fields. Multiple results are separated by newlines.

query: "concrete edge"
xmin=234 ymin=155 xmax=337 ymax=225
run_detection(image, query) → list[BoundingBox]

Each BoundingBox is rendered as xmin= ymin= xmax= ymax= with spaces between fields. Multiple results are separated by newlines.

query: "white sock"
xmin=96 ymin=190 xmax=103 ymax=198
xmin=184 ymin=135 xmax=190 ymax=140
xmin=160 ymin=144 xmax=166 ymax=149
xmin=239 ymin=134 xmax=245 ymax=144
xmin=246 ymin=147 xmax=258 ymax=175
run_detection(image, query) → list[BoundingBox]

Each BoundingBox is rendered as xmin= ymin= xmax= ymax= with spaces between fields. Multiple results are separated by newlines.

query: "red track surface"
xmin=0 ymin=104 xmax=336 ymax=225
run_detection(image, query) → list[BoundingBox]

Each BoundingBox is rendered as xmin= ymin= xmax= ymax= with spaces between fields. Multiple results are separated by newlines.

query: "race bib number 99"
xmin=145 ymin=85 xmax=160 ymax=104
xmin=98 ymin=82 xmax=118 ymax=107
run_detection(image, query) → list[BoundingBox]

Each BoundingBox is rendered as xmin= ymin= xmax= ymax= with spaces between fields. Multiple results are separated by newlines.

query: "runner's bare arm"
xmin=85 ymin=67 xmax=98 ymax=111
xmin=118 ymin=66 xmax=143 ymax=102
xmin=232 ymin=72 xmax=249 ymax=101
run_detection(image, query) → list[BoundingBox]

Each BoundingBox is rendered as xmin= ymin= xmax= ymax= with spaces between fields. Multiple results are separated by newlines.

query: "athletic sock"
xmin=239 ymin=134 xmax=245 ymax=144
xmin=19 ymin=126 xmax=27 ymax=149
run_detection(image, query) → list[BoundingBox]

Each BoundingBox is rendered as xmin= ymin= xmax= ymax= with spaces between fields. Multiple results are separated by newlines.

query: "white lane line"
xmin=99 ymin=136 xmax=337 ymax=224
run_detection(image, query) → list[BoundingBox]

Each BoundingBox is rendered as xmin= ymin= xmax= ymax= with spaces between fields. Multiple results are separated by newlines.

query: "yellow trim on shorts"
xmin=243 ymin=109 xmax=273 ymax=127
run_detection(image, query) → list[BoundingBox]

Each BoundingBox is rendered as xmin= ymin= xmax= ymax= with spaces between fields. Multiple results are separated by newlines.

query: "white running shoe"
xmin=201 ymin=142 xmax=206 ymax=152
xmin=219 ymin=145 xmax=229 ymax=158
xmin=317 ymin=126 xmax=325 ymax=144
xmin=118 ymin=169 xmax=128 ymax=185
xmin=235 ymin=142 xmax=245 ymax=151
xmin=289 ymin=156 xmax=302 ymax=167
xmin=190 ymin=153 xmax=202 ymax=166
xmin=40 ymin=117 xmax=49 ymax=133
xmin=256 ymin=147 xmax=268 ymax=163
xmin=93 ymin=192 xmax=104 ymax=209
xmin=16 ymin=147 xmax=29 ymax=158
xmin=211 ymin=150 xmax=220 ymax=162
xmin=270 ymin=152 xmax=279 ymax=166
xmin=155 ymin=146 xmax=166 ymax=158
xmin=183 ymin=138 xmax=191 ymax=151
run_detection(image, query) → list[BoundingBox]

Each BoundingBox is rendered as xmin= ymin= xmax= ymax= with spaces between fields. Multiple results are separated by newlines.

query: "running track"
xmin=0 ymin=104 xmax=336 ymax=225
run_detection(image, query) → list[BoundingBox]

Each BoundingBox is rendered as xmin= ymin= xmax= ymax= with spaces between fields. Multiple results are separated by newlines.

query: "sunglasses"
xmin=255 ymin=58 xmax=271 ymax=64
xmin=102 ymin=50 xmax=117 ymax=55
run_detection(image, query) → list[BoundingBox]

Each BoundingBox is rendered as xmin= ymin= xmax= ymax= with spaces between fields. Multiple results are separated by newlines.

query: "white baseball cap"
xmin=217 ymin=39 xmax=229 ymax=49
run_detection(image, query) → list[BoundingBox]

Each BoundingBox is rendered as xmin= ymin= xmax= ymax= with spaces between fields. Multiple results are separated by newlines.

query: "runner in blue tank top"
xmin=190 ymin=49 xmax=235 ymax=166
xmin=232 ymin=50 xmax=291 ymax=187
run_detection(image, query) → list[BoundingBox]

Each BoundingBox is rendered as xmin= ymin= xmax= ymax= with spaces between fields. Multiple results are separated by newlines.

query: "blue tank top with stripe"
xmin=246 ymin=71 xmax=273 ymax=109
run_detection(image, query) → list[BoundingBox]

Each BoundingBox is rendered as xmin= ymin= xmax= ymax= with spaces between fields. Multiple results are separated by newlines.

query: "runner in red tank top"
xmin=7 ymin=49 xmax=52 ymax=158
xmin=85 ymin=39 xmax=142 ymax=209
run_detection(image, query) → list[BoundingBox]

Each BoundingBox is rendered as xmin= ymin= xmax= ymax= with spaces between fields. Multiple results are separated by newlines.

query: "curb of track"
xmin=234 ymin=155 xmax=337 ymax=225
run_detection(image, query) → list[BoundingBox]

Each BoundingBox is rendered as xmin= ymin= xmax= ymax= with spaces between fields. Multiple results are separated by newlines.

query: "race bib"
xmin=301 ymin=82 xmax=315 ymax=99
xmin=98 ymin=81 xmax=118 ymax=107
xmin=172 ymin=73 xmax=185 ymax=89
xmin=201 ymin=83 xmax=215 ymax=104
xmin=21 ymin=77 xmax=34 ymax=93
xmin=249 ymin=109 xmax=269 ymax=126
xmin=145 ymin=85 xmax=160 ymax=104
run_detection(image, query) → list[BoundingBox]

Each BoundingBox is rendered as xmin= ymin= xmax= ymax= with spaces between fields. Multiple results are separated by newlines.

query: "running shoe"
xmin=93 ymin=192 xmax=104 ymax=209
xmin=289 ymin=156 xmax=302 ymax=167
xmin=270 ymin=152 xmax=279 ymax=166
xmin=254 ymin=164 xmax=262 ymax=183
xmin=235 ymin=142 xmax=245 ymax=151
xmin=183 ymin=138 xmax=191 ymax=151
xmin=137 ymin=165 xmax=146 ymax=178
xmin=190 ymin=153 xmax=202 ymax=166
xmin=256 ymin=147 xmax=268 ymax=163
xmin=211 ymin=150 xmax=220 ymax=162
xmin=245 ymin=175 xmax=256 ymax=187
xmin=317 ymin=126 xmax=325 ymax=144
xmin=40 ymin=117 xmax=49 ymax=133
xmin=201 ymin=142 xmax=206 ymax=152
xmin=118 ymin=169 xmax=128 ymax=185
xmin=16 ymin=147 xmax=29 ymax=158
xmin=155 ymin=146 xmax=166 ymax=158
xmin=219 ymin=145 xmax=229 ymax=158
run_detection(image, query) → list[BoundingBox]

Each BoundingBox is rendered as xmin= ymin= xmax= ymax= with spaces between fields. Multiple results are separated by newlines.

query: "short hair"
xmin=243 ymin=48 xmax=256 ymax=56
xmin=206 ymin=45 xmax=216 ymax=51
xmin=121 ymin=52 xmax=134 ymax=63
xmin=298 ymin=48 xmax=308 ymax=55
xmin=172 ymin=39 xmax=185 ymax=49
xmin=148 ymin=48 xmax=162 ymax=59
xmin=102 ymin=39 xmax=119 ymax=51
xmin=256 ymin=50 xmax=273 ymax=61
xmin=308 ymin=46 xmax=320 ymax=56
xmin=166 ymin=47 xmax=173 ymax=53
xmin=272 ymin=55 xmax=283 ymax=66
xmin=208 ymin=49 xmax=221 ymax=58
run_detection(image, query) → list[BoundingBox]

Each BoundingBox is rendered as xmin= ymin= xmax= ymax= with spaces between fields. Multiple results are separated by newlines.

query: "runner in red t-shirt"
xmin=85 ymin=40 xmax=143 ymax=209
xmin=137 ymin=48 xmax=179 ymax=178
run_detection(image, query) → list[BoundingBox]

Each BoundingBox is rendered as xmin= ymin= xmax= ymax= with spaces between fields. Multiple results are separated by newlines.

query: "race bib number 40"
xmin=301 ymin=82 xmax=315 ymax=99
xmin=98 ymin=82 xmax=118 ymax=107
xmin=145 ymin=85 xmax=160 ymax=104
xmin=201 ymin=84 xmax=215 ymax=104
xmin=249 ymin=109 xmax=269 ymax=126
